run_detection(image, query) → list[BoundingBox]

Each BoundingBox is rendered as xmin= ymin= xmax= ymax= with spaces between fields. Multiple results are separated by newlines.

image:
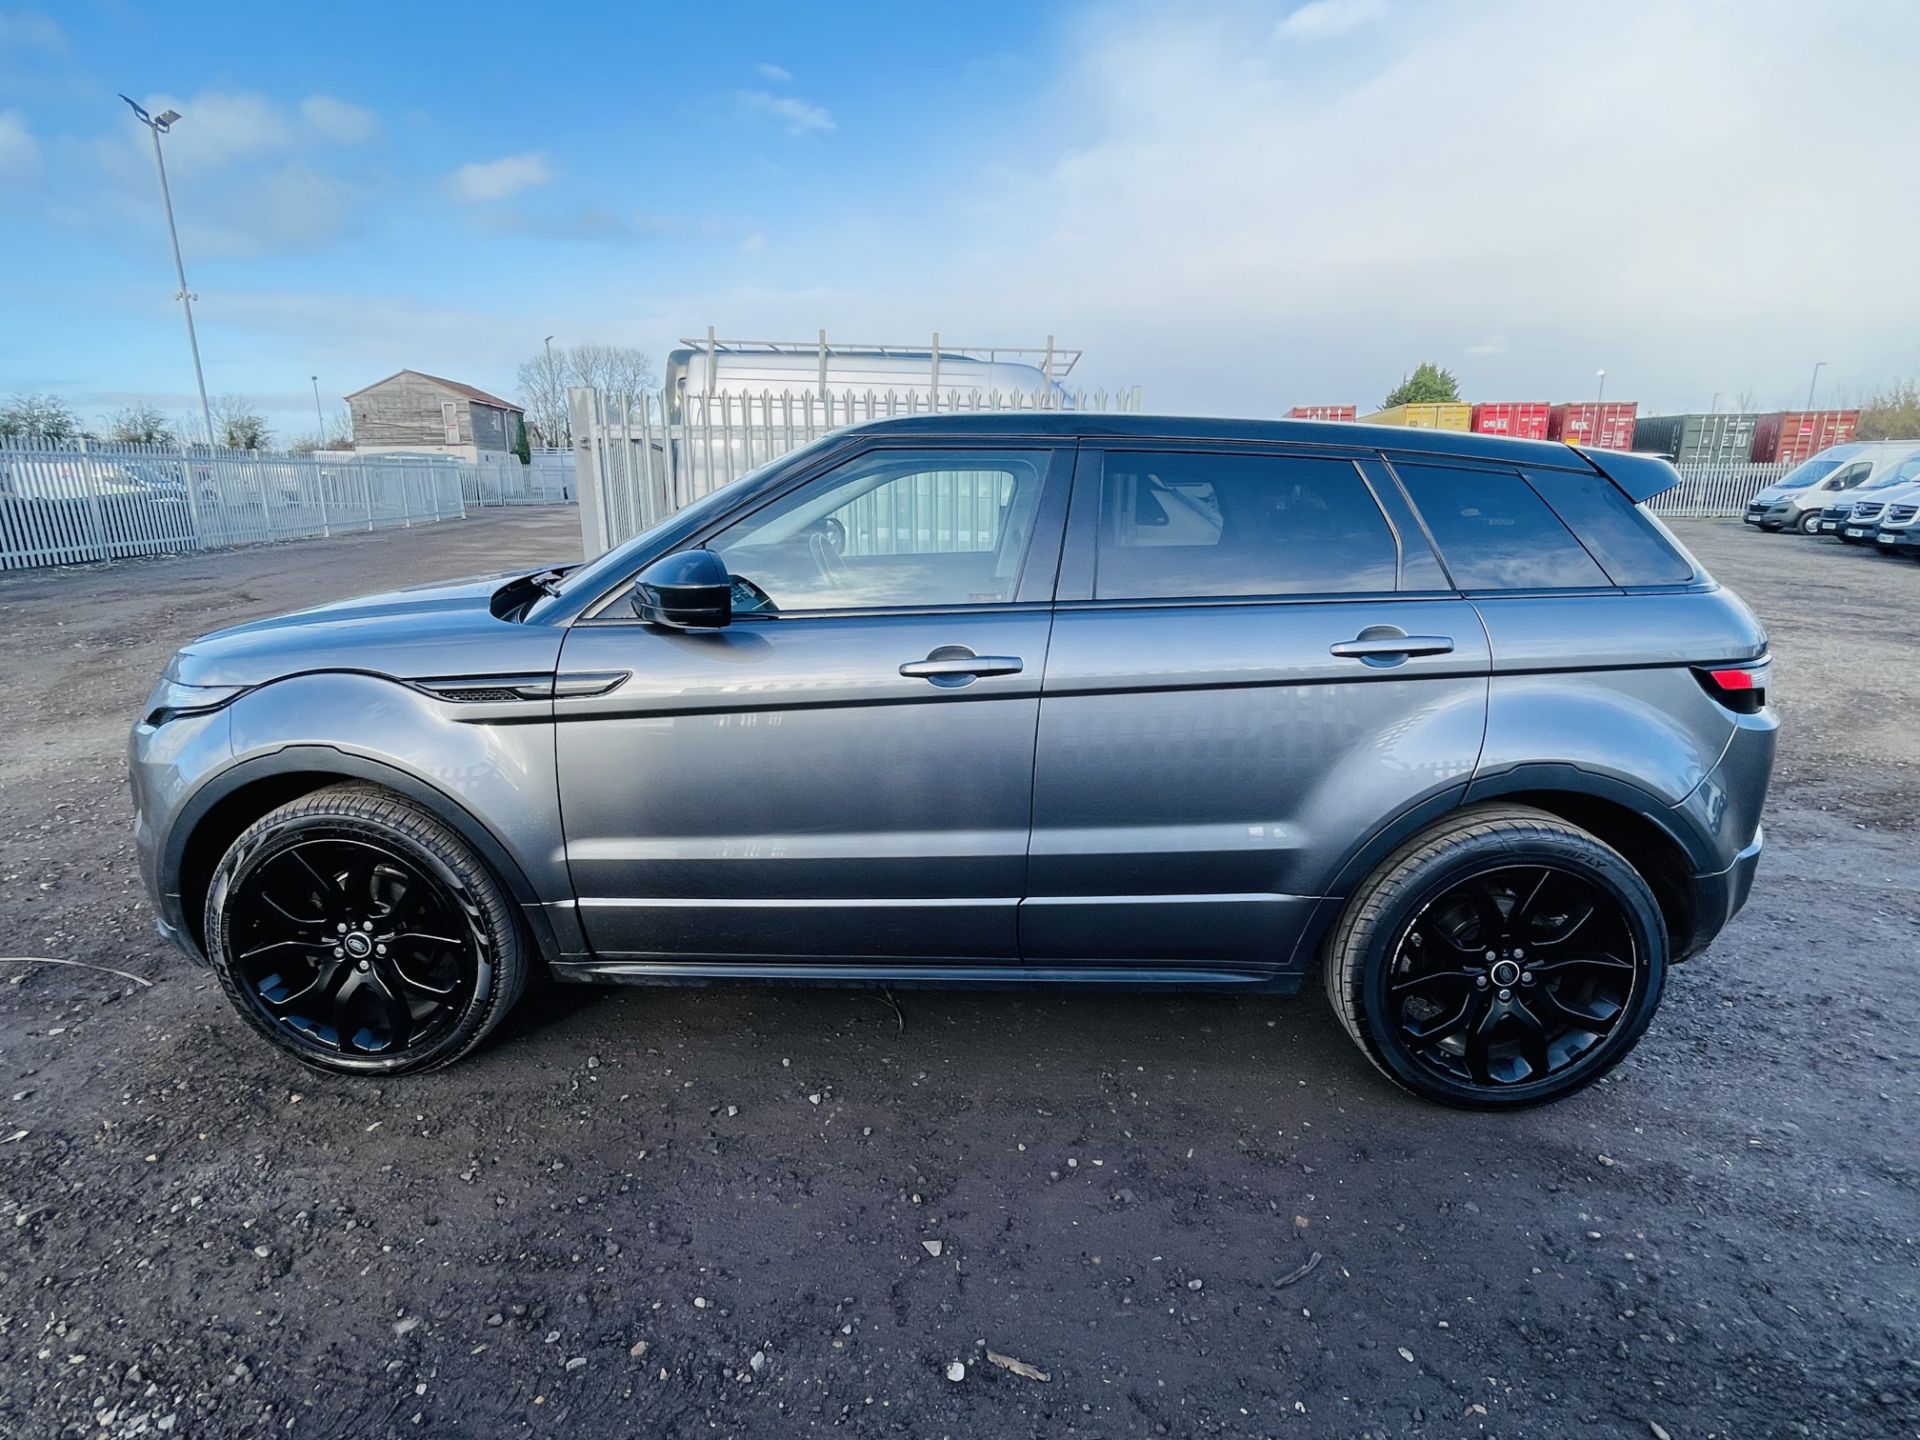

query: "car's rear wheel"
xmin=1324 ymin=806 xmax=1666 ymax=1109
xmin=203 ymin=783 xmax=529 ymax=1075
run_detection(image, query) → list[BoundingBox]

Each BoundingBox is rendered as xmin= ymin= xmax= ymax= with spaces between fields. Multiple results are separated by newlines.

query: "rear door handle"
xmin=899 ymin=646 xmax=1024 ymax=683
xmin=1330 ymin=631 xmax=1455 ymax=661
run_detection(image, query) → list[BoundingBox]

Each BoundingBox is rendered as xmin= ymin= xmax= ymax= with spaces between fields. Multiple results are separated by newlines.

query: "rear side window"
xmin=1095 ymin=452 xmax=1397 ymax=600
xmin=1394 ymin=462 xmax=1609 ymax=590
xmin=1523 ymin=469 xmax=1695 ymax=586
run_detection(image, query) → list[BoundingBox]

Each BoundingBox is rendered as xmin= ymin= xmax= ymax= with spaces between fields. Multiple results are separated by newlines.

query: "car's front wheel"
xmin=203 ymin=783 xmax=530 ymax=1075
xmin=1797 ymin=510 xmax=1822 ymax=535
xmin=1324 ymin=806 xmax=1667 ymax=1109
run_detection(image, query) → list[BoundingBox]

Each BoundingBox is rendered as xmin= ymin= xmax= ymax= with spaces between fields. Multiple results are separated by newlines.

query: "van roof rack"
xmin=678 ymin=330 xmax=1082 ymax=381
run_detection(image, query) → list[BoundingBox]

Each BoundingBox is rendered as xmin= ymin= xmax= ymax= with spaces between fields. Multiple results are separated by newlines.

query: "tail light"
xmin=1694 ymin=660 xmax=1769 ymax=714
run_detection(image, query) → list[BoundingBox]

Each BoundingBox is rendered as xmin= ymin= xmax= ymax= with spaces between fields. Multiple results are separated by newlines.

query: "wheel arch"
xmin=1289 ymin=767 xmax=1706 ymax=971
xmin=166 ymin=747 xmax=566 ymax=968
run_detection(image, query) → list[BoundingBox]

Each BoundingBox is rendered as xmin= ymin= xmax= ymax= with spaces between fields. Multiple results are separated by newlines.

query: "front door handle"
xmin=1330 ymin=628 xmax=1455 ymax=664
xmin=900 ymin=646 xmax=1024 ymax=685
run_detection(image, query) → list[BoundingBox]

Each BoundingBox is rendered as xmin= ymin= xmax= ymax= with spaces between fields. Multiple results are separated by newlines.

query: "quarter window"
xmin=1395 ymin=462 xmax=1610 ymax=590
xmin=709 ymin=449 xmax=1052 ymax=612
xmin=1094 ymin=453 xmax=1397 ymax=600
xmin=1523 ymin=469 xmax=1694 ymax=586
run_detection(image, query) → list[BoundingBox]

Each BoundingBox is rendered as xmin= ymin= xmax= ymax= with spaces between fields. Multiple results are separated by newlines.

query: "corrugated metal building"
xmin=347 ymin=370 xmax=526 ymax=466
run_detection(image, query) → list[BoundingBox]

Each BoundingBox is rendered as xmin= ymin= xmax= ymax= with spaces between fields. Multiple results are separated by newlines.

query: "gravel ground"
xmin=0 ymin=512 xmax=1915 ymax=1440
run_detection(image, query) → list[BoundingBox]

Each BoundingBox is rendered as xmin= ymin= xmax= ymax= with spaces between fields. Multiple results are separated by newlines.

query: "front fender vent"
xmin=411 ymin=672 xmax=628 ymax=703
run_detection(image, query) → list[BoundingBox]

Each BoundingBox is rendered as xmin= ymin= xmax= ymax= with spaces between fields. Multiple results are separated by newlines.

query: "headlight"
xmin=139 ymin=677 xmax=251 ymax=728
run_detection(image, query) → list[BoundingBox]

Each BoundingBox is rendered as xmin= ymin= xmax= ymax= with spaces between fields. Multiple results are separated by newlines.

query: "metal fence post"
xmin=78 ymin=437 xmax=109 ymax=563
xmin=314 ymin=454 xmax=331 ymax=538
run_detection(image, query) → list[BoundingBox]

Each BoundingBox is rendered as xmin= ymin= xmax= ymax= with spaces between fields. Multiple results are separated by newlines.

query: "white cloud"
xmin=1275 ymin=0 xmax=1389 ymax=42
xmin=755 ymin=62 xmax=793 ymax=83
xmin=0 ymin=109 xmax=37 ymax=177
xmin=0 ymin=10 xmax=64 ymax=51
xmin=919 ymin=0 xmax=1920 ymax=414
xmin=300 ymin=95 xmax=380 ymax=145
xmin=447 ymin=151 xmax=555 ymax=202
xmin=740 ymin=230 xmax=768 ymax=253
xmin=740 ymin=90 xmax=834 ymax=135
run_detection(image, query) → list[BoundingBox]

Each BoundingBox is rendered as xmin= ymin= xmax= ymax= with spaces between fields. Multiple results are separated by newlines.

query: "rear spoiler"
xmin=1579 ymin=446 xmax=1679 ymax=503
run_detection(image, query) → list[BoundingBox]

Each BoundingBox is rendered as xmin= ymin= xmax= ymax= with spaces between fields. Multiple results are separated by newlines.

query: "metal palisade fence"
xmin=1646 ymin=459 xmax=1792 ymax=517
xmin=570 ymin=384 xmax=1144 ymax=555
xmin=0 ymin=437 xmax=470 ymax=572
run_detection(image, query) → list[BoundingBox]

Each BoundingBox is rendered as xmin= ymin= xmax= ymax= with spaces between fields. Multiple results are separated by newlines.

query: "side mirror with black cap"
xmin=629 ymin=548 xmax=732 ymax=630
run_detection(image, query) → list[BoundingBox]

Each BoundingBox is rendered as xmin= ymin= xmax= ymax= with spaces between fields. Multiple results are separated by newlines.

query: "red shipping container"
xmin=1548 ymin=402 xmax=1638 ymax=450
xmin=1287 ymin=404 xmax=1356 ymax=421
xmin=1749 ymin=410 xmax=1859 ymax=465
xmin=1470 ymin=402 xmax=1550 ymax=440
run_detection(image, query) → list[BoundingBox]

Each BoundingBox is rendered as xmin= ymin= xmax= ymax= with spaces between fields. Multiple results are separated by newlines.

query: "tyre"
xmin=1323 ymin=805 xmax=1666 ymax=1109
xmin=1796 ymin=510 xmax=1822 ymax=535
xmin=203 ymin=783 xmax=530 ymax=1075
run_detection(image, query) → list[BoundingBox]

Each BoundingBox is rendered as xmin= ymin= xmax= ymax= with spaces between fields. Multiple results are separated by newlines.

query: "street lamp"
xmin=311 ymin=375 xmax=327 ymax=443
xmin=1596 ymin=368 xmax=1607 ymax=405
xmin=1806 ymin=361 xmax=1826 ymax=411
xmin=120 ymin=95 xmax=215 ymax=449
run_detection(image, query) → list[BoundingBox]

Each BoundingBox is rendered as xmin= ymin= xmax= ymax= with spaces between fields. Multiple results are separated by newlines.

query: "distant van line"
xmin=1286 ymin=403 xmax=1860 ymax=465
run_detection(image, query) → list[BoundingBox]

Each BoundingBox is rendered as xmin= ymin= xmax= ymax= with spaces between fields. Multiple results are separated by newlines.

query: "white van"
xmin=665 ymin=336 xmax=1081 ymax=424
xmin=1743 ymin=441 xmax=1920 ymax=534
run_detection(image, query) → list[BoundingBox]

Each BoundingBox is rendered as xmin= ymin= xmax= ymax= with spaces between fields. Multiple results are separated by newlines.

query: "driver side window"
xmin=709 ymin=448 xmax=1055 ymax=613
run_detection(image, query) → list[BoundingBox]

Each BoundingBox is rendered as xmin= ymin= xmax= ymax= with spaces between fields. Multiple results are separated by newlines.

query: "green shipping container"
xmin=1632 ymin=412 xmax=1764 ymax=465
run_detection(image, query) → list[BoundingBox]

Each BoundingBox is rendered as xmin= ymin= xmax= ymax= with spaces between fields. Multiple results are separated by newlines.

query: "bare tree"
xmin=516 ymin=348 xmax=570 ymax=449
xmin=518 ymin=342 xmax=656 ymax=446
xmin=1856 ymin=378 xmax=1920 ymax=440
xmin=0 ymin=392 xmax=81 ymax=441
xmin=209 ymin=394 xmax=272 ymax=451
xmin=104 ymin=403 xmax=175 ymax=446
xmin=287 ymin=410 xmax=353 ymax=454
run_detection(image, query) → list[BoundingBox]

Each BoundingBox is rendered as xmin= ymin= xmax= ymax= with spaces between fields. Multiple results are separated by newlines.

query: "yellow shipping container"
xmin=1359 ymin=403 xmax=1472 ymax=432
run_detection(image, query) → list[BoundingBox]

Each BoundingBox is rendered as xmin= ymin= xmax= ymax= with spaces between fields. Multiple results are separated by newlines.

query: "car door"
xmin=554 ymin=440 xmax=1071 ymax=965
xmin=1022 ymin=444 xmax=1490 ymax=975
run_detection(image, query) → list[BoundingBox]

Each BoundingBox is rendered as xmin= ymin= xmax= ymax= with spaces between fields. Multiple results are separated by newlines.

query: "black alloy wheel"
xmin=228 ymin=837 xmax=476 ymax=1060
xmin=205 ymin=784 xmax=528 ymax=1075
xmin=1383 ymin=864 xmax=1640 ymax=1092
xmin=1325 ymin=805 xmax=1668 ymax=1108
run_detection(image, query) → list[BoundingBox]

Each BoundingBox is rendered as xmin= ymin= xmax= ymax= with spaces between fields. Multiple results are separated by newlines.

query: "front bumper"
xmin=1876 ymin=527 xmax=1920 ymax=554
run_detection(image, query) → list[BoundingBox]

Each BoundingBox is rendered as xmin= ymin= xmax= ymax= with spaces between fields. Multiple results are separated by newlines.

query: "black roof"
xmin=842 ymin=411 xmax=1590 ymax=467
xmin=839 ymin=412 xmax=1682 ymax=500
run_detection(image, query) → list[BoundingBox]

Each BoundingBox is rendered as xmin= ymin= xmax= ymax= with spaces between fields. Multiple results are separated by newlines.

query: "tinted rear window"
xmin=1524 ymin=469 xmax=1695 ymax=586
xmin=1096 ymin=452 xmax=1398 ymax=599
xmin=1394 ymin=463 xmax=1609 ymax=590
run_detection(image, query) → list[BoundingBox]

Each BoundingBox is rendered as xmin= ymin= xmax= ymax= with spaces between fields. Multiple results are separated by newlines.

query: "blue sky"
xmin=3 ymin=0 xmax=1916 ymax=441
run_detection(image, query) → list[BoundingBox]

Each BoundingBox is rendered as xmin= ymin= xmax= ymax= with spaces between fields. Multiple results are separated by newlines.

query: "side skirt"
xmin=549 ymin=960 xmax=1303 ymax=993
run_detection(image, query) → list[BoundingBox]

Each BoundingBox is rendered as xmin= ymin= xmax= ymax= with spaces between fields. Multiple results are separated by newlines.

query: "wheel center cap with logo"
xmin=343 ymin=932 xmax=373 ymax=959
xmin=1490 ymin=959 xmax=1521 ymax=988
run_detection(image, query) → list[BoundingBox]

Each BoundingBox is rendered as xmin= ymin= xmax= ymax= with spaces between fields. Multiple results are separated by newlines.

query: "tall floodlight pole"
xmin=121 ymin=95 xmax=215 ymax=449
xmin=1596 ymin=368 xmax=1607 ymax=404
xmin=1806 ymin=361 xmax=1826 ymax=410
xmin=544 ymin=335 xmax=558 ymax=442
xmin=311 ymin=375 xmax=327 ymax=440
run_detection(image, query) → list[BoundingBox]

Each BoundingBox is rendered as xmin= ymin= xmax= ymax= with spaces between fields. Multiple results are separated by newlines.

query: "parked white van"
xmin=1744 ymin=441 xmax=1920 ymax=534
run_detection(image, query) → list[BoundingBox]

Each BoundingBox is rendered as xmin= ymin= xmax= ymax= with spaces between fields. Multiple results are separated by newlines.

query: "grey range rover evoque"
xmin=131 ymin=414 xmax=1774 ymax=1108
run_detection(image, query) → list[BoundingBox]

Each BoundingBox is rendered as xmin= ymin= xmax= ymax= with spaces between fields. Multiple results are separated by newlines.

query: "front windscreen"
xmin=1774 ymin=457 xmax=1844 ymax=489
